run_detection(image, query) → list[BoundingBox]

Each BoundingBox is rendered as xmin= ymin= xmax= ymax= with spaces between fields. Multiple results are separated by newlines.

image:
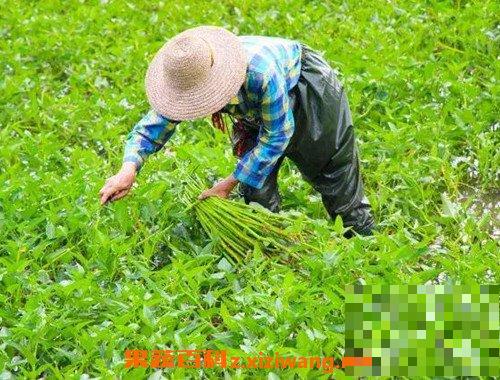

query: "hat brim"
xmin=145 ymin=26 xmax=248 ymax=121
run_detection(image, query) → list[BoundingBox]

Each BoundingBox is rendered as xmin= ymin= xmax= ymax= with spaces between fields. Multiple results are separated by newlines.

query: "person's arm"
xmin=199 ymin=70 xmax=294 ymax=200
xmin=233 ymin=70 xmax=294 ymax=189
xmin=99 ymin=110 xmax=178 ymax=205
xmin=123 ymin=109 xmax=178 ymax=171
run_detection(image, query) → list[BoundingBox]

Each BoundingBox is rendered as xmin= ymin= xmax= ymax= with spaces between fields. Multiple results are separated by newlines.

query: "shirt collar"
xmin=228 ymin=94 xmax=241 ymax=105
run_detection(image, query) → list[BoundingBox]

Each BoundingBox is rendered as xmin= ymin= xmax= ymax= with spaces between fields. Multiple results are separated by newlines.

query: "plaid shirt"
xmin=124 ymin=36 xmax=302 ymax=189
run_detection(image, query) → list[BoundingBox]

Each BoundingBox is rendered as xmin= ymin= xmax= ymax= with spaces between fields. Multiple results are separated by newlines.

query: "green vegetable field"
xmin=0 ymin=0 xmax=498 ymax=378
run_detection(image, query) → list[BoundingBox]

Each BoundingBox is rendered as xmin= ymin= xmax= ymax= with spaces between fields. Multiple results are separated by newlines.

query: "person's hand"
xmin=198 ymin=175 xmax=239 ymax=200
xmin=99 ymin=162 xmax=137 ymax=205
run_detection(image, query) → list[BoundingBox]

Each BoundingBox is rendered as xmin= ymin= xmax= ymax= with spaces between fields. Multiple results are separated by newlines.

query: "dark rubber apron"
xmin=230 ymin=44 xmax=375 ymax=236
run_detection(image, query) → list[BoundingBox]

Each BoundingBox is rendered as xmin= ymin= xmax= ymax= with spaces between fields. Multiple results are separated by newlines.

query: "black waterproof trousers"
xmin=235 ymin=45 xmax=375 ymax=236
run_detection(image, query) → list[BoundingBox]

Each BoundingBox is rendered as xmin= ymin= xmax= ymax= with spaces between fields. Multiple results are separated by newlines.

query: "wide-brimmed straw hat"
xmin=145 ymin=26 xmax=248 ymax=121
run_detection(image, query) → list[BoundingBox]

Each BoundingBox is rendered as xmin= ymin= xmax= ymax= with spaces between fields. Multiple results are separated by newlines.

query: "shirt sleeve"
xmin=123 ymin=109 xmax=178 ymax=171
xmin=233 ymin=71 xmax=295 ymax=189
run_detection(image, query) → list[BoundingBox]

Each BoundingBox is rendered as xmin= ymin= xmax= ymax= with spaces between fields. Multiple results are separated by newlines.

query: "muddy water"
xmin=457 ymin=189 xmax=499 ymax=240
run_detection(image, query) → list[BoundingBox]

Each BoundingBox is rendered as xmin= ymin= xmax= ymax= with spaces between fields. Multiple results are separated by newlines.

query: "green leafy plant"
xmin=0 ymin=0 xmax=498 ymax=378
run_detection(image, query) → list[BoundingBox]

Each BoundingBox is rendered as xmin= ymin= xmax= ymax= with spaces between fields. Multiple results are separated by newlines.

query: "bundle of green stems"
xmin=181 ymin=176 xmax=315 ymax=263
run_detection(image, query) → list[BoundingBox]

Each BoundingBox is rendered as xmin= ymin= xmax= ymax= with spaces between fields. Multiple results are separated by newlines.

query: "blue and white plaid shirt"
xmin=124 ymin=36 xmax=302 ymax=189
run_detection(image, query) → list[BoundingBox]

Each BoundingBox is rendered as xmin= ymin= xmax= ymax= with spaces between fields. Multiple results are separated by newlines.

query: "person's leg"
xmin=306 ymin=94 xmax=375 ymax=237
xmin=291 ymin=91 xmax=374 ymax=237
xmin=312 ymin=150 xmax=375 ymax=237
xmin=289 ymin=45 xmax=375 ymax=237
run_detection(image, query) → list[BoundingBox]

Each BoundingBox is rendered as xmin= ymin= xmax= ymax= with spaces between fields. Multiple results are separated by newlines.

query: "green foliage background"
xmin=0 ymin=0 xmax=498 ymax=378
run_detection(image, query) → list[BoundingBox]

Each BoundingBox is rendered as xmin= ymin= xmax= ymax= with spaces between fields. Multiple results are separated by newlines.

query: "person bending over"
xmin=99 ymin=26 xmax=375 ymax=236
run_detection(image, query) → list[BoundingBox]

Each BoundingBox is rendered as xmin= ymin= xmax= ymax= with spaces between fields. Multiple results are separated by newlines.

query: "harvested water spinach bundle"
xmin=181 ymin=176 xmax=319 ymax=263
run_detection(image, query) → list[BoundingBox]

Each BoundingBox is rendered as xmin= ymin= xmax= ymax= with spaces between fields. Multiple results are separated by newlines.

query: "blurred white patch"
xmin=163 ymin=148 xmax=176 ymax=158
xmin=94 ymin=76 xmax=109 ymax=89
xmin=451 ymin=156 xmax=469 ymax=168
xmin=119 ymin=98 xmax=134 ymax=110
xmin=59 ymin=279 xmax=73 ymax=287
xmin=439 ymin=82 xmax=452 ymax=98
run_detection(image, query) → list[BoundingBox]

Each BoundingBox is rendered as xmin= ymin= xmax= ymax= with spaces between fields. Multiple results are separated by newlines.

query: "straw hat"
xmin=145 ymin=26 xmax=248 ymax=121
